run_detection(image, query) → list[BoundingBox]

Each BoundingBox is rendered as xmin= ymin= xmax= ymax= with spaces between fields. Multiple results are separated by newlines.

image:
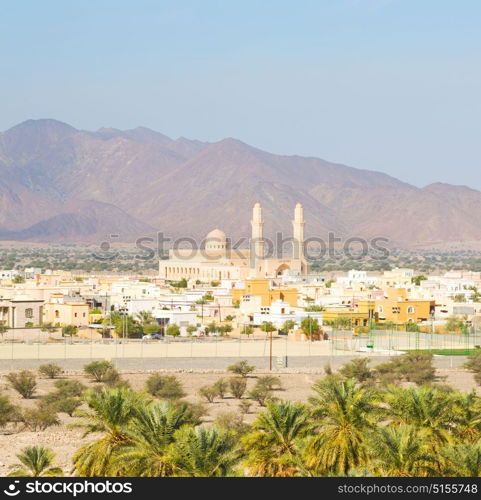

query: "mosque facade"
xmin=158 ymin=203 xmax=307 ymax=281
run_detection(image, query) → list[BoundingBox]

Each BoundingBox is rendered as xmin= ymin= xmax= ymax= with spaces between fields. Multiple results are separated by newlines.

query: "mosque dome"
xmin=206 ymin=228 xmax=227 ymax=241
xmin=205 ymin=228 xmax=229 ymax=253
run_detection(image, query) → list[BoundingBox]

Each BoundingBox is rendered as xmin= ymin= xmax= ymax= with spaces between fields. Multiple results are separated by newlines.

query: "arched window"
xmin=407 ymin=306 xmax=415 ymax=314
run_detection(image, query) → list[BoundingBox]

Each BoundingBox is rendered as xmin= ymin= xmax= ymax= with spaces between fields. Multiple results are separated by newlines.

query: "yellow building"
xmin=43 ymin=302 xmax=90 ymax=327
xmin=231 ymin=279 xmax=298 ymax=307
xmin=322 ymin=300 xmax=376 ymax=327
xmin=375 ymin=288 xmax=435 ymax=325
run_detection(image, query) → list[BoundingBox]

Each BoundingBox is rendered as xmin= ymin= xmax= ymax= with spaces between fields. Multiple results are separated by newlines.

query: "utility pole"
xmin=269 ymin=329 xmax=273 ymax=371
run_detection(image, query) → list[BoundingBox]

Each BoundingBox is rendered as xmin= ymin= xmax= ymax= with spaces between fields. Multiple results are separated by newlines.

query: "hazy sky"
xmin=1 ymin=0 xmax=480 ymax=189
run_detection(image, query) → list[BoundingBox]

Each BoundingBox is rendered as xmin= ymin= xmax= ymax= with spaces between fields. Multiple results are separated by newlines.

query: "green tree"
xmin=300 ymin=317 xmax=320 ymax=337
xmin=242 ymin=401 xmax=311 ymax=477
xmin=62 ymin=325 xmax=77 ymax=337
xmin=8 ymin=446 xmax=63 ymax=477
xmin=169 ymin=426 xmax=240 ymax=477
xmin=109 ymin=401 xmax=194 ymax=477
xmin=72 ymin=387 xmax=144 ymax=476
xmin=305 ymin=378 xmax=380 ymax=475
xmin=368 ymin=425 xmax=434 ymax=477
xmin=227 ymin=360 xmax=255 ymax=378
xmin=165 ymin=324 xmax=180 ymax=337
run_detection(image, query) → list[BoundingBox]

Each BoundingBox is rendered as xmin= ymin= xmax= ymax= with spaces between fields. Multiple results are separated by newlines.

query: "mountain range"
xmin=0 ymin=118 xmax=480 ymax=248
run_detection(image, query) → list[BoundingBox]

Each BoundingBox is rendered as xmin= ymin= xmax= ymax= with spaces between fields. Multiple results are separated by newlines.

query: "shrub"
xmin=229 ymin=377 xmax=247 ymax=399
xmin=248 ymin=383 xmax=272 ymax=406
xmin=102 ymin=367 xmax=121 ymax=387
xmin=0 ymin=394 xmax=17 ymax=427
xmin=40 ymin=394 xmax=82 ymax=417
xmin=256 ymin=375 xmax=282 ymax=391
xmin=145 ymin=374 xmax=186 ymax=400
xmin=53 ymin=379 xmax=86 ymax=398
xmin=83 ymin=361 xmax=114 ymax=382
xmin=213 ymin=378 xmax=229 ymax=399
xmin=215 ymin=411 xmax=248 ymax=436
xmin=62 ymin=325 xmax=78 ymax=337
xmin=6 ymin=371 xmax=37 ymax=399
xmin=165 ymin=324 xmax=180 ymax=337
xmin=464 ymin=353 xmax=481 ymax=385
xmin=227 ymin=360 xmax=255 ymax=378
xmin=339 ymin=358 xmax=373 ymax=383
xmin=238 ymin=400 xmax=251 ymax=415
xmin=198 ymin=385 xmax=218 ymax=403
xmin=38 ymin=363 xmax=64 ymax=379
xmin=172 ymin=401 xmax=206 ymax=425
xmin=375 ymin=352 xmax=436 ymax=385
xmin=52 ymin=397 xmax=82 ymax=417
xmin=20 ymin=406 xmax=60 ymax=431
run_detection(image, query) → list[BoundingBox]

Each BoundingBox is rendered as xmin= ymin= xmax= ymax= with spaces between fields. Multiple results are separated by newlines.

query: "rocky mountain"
xmin=0 ymin=118 xmax=480 ymax=247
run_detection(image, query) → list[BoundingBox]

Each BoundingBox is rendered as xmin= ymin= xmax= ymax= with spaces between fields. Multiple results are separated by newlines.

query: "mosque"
xmin=158 ymin=203 xmax=308 ymax=282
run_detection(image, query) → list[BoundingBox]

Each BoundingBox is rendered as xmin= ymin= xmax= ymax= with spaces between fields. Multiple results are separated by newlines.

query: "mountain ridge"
xmin=0 ymin=119 xmax=480 ymax=247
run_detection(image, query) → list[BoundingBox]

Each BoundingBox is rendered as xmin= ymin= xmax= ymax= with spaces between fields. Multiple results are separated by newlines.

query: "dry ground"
xmin=0 ymin=367 xmax=478 ymax=476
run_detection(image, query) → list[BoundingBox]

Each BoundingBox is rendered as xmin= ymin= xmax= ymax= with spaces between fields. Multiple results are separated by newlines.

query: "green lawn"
xmin=406 ymin=348 xmax=481 ymax=356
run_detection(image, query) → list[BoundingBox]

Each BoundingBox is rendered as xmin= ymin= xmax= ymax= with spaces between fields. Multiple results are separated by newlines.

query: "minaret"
xmin=250 ymin=202 xmax=265 ymax=274
xmin=292 ymin=203 xmax=305 ymax=261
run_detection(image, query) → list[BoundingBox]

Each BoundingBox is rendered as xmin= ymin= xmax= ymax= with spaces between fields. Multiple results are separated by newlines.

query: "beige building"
xmin=43 ymin=302 xmax=90 ymax=327
xmin=0 ymin=297 xmax=44 ymax=328
xmin=159 ymin=203 xmax=308 ymax=282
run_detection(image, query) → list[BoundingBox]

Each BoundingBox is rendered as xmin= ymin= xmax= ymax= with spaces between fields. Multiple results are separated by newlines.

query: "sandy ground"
xmin=0 ymin=367 xmax=478 ymax=476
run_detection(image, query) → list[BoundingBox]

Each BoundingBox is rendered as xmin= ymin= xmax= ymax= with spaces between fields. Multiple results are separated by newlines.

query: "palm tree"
xmin=168 ymin=426 xmax=241 ymax=477
xmin=8 ymin=446 xmax=63 ymax=477
xmin=385 ymin=385 xmax=455 ymax=452
xmin=135 ymin=311 xmax=155 ymax=326
xmin=368 ymin=425 xmax=435 ymax=477
xmin=72 ymin=387 xmax=144 ymax=476
xmin=110 ymin=401 xmax=194 ymax=477
xmin=440 ymin=440 xmax=481 ymax=477
xmin=242 ymin=400 xmax=312 ymax=477
xmin=451 ymin=391 xmax=481 ymax=442
xmin=304 ymin=377 xmax=380 ymax=475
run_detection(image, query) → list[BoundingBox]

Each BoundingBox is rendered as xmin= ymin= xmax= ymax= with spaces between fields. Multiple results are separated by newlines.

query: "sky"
xmin=1 ymin=0 xmax=480 ymax=189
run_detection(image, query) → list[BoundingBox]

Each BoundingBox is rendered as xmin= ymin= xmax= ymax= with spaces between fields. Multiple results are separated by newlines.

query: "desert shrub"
xmin=172 ymin=401 xmax=206 ymax=425
xmin=101 ymin=367 xmax=121 ymax=387
xmin=145 ymin=374 xmax=186 ymax=400
xmin=238 ymin=400 xmax=251 ymax=415
xmin=213 ymin=378 xmax=229 ymax=399
xmin=83 ymin=361 xmax=114 ymax=382
xmin=52 ymin=397 xmax=82 ymax=417
xmin=256 ymin=375 xmax=282 ymax=391
xmin=38 ymin=364 xmax=64 ymax=379
xmin=248 ymin=383 xmax=272 ymax=406
xmin=198 ymin=385 xmax=218 ymax=403
xmin=6 ymin=371 xmax=37 ymax=399
xmin=53 ymin=379 xmax=86 ymax=398
xmin=40 ymin=394 xmax=82 ymax=417
xmin=227 ymin=360 xmax=255 ymax=378
xmin=215 ymin=411 xmax=249 ymax=436
xmin=20 ymin=406 xmax=60 ymax=431
xmin=464 ymin=353 xmax=481 ymax=385
xmin=375 ymin=352 xmax=436 ymax=385
xmin=229 ymin=377 xmax=247 ymax=399
xmin=339 ymin=358 xmax=373 ymax=383
xmin=0 ymin=394 xmax=17 ymax=427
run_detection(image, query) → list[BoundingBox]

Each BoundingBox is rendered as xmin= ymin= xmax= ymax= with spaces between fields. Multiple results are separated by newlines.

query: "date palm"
xmin=440 ymin=440 xmax=481 ymax=477
xmin=242 ymin=400 xmax=312 ymax=477
xmin=304 ymin=377 xmax=380 ymax=475
xmin=72 ymin=387 xmax=144 ymax=476
xmin=8 ymin=446 xmax=63 ymax=477
xmin=451 ymin=391 xmax=481 ymax=442
xmin=110 ymin=401 xmax=194 ymax=476
xmin=385 ymin=386 xmax=455 ymax=451
xmin=368 ymin=425 xmax=435 ymax=477
xmin=168 ymin=426 xmax=241 ymax=477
